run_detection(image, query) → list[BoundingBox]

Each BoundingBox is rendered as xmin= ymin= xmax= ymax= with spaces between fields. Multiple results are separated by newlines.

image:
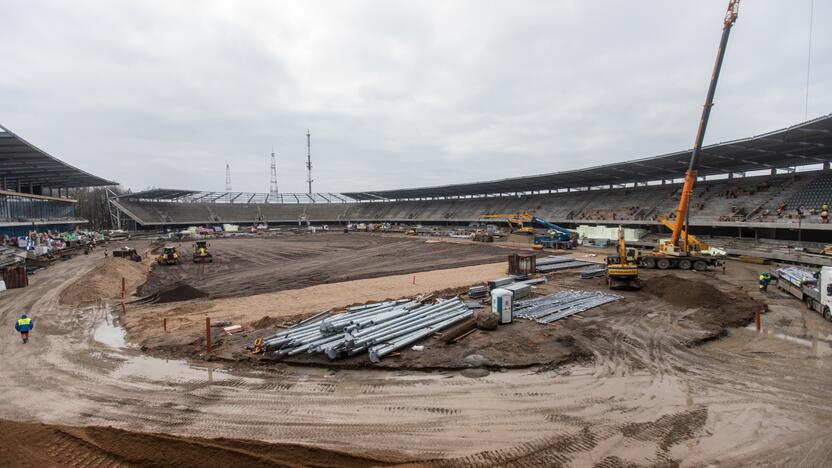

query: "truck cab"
xmin=809 ymin=266 xmax=832 ymax=320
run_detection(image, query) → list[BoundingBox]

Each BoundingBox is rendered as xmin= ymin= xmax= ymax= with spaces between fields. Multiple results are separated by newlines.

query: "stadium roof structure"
xmin=0 ymin=124 xmax=115 ymax=188
xmin=343 ymin=113 xmax=832 ymax=201
xmin=121 ymin=189 xmax=360 ymax=204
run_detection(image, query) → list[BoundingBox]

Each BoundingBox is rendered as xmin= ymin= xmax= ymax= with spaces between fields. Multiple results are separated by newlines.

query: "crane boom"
xmin=669 ymin=0 xmax=740 ymax=251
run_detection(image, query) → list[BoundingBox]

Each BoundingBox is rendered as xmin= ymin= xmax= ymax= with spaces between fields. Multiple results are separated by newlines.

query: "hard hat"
xmin=20 ymin=313 xmax=27 ymax=318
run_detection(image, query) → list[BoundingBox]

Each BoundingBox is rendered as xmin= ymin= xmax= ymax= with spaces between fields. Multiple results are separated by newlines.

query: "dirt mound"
xmin=155 ymin=284 xmax=209 ymax=303
xmin=250 ymin=315 xmax=284 ymax=329
xmin=0 ymin=419 xmax=409 ymax=467
xmin=643 ymin=274 xmax=761 ymax=330
xmin=59 ymin=259 xmax=148 ymax=306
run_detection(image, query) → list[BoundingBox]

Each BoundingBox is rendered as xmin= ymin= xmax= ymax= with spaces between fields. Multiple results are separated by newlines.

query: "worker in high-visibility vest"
xmin=758 ymin=272 xmax=771 ymax=292
xmin=15 ymin=313 xmax=34 ymax=344
xmin=821 ymin=204 xmax=829 ymax=224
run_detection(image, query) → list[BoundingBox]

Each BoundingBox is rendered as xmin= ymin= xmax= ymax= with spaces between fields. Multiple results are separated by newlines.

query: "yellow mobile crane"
xmin=640 ymin=0 xmax=738 ymax=271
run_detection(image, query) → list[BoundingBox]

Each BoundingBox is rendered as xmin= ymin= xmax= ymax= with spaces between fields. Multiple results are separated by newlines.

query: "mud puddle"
xmin=112 ymin=355 xmax=238 ymax=382
xmin=742 ymin=325 xmax=832 ymax=357
xmin=93 ymin=309 xmax=127 ymax=348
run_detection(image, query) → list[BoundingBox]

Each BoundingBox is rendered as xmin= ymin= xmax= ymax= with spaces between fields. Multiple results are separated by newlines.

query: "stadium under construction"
xmin=3 ymin=1 xmax=832 ymax=464
xmin=111 ymin=114 xmax=832 ymax=242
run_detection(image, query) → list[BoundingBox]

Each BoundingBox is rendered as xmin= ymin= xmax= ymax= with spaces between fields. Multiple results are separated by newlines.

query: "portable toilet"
xmin=491 ymin=288 xmax=513 ymax=324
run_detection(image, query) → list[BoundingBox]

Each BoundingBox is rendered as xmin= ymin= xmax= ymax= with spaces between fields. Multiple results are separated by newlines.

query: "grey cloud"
xmin=0 ymin=0 xmax=828 ymax=193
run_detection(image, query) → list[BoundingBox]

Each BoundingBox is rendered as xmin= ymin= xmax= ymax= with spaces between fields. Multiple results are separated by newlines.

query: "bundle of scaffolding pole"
xmin=258 ymin=297 xmax=472 ymax=362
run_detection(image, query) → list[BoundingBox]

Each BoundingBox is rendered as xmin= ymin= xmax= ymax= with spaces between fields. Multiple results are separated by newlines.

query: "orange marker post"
xmin=755 ymin=310 xmax=761 ymax=332
xmin=206 ymin=317 xmax=212 ymax=353
xmin=163 ymin=317 xmax=167 ymax=333
xmin=121 ymin=277 xmax=125 ymax=299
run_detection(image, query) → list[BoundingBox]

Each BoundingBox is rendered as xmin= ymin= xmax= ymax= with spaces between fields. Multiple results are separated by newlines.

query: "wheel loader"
xmin=192 ymin=240 xmax=213 ymax=263
xmin=157 ymin=246 xmax=180 ymax=265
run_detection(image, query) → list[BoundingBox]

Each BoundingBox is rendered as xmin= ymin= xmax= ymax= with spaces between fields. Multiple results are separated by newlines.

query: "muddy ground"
xmin=209 ymin=269 xmax=760 ymax=371
xmin=3 ymin=240 xmax=832 ymax=467
xmin=138 ymin=233 xmax=524 ymax=300
xmin=0 ymin=418 xmax=411 ymax=467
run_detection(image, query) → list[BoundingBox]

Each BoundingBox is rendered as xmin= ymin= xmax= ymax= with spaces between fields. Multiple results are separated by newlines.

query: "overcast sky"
xmin=1 ymin=1 xmax=829 ymax=193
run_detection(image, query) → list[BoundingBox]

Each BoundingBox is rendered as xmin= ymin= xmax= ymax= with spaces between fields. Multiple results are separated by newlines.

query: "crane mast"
xmin=668 ymin=0 xmax=740 ymax=253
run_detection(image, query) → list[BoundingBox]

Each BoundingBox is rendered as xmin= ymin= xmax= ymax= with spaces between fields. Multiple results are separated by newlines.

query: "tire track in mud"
xmin=3 ymin=253 xmax=832 ymax=466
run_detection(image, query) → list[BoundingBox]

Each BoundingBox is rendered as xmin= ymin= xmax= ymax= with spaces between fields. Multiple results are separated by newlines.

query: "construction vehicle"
xmin=641 ymin=0 xmax=738 ymax=271
xmin=480 ymin=212 xmax=536 ymax=234
xmin=192 ymin=240 xmax=213 ymax=263
xmin=606 ymin=226 xmax=640 ymax=289
xmin=774 ymin=267 xmax=832 ymax=321
xmin=113 ymin=247 xmax=142 ymax=262
xmin=157 ymin=246 xmax=180 ymax=265
xmin=472 ymin=230 xmax=494 ymax=242
xmin=531 ymin=216 xmax=577 ymax=249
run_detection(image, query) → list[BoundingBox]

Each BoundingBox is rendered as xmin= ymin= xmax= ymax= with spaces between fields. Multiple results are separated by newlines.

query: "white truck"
xmin=774 ymin=266 xmax=832 ymax=321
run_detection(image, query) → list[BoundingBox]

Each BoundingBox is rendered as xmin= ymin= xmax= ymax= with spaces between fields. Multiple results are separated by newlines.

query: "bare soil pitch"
xmin=139 ymin=233 xmax=521 ymax=300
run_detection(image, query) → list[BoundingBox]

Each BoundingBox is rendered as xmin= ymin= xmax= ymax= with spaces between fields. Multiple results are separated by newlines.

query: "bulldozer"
xmin=192 ymin=240 xmax=213 ymax=263
xmin=157 ymin=246 xmax=180 ymax=265
xmin=606 ymin=226 xmax=640 ymax=289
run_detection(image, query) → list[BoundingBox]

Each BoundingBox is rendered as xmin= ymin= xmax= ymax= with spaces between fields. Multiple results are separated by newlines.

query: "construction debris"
xmin=514 ymin=290 xmax=621 ymax=324
xmin=258 ymin=298 xmax=473 ymax=363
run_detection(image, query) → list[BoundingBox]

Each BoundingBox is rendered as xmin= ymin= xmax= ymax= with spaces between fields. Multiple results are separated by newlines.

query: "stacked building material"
xmin=580 ymin=264 xmax=607 ymax=278
xmin=487 ymin=276 xmax=514 ymax=290
xmin=468 ymin=285 xmax=488 ymax=299
xmin=259 ymin=298 xmax=472 ymax=363
xmin=502 ymin=282 xmax=531 ymax=300
xmin=776 ymin=267 xmax=816 ymax=288
xmin=514 ymin=290 xmax=621 ymax=324
xmin=535 ymin=256 xmax=594 ymax=273
xmin=0 ymin=246 xmax=22 ymax=268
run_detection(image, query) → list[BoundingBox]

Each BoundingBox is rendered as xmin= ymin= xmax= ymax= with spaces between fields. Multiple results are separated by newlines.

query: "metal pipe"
xmin=358 ymin=306 xmax=469 ymax=348
xmin=368 ymin=310 xmax=473 ymax=363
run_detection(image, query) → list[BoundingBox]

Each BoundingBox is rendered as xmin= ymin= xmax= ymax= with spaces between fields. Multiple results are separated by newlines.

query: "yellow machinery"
xmin=480 ymin=212 xmax=535 ymax=235
xmin=655 ymin=215 xmax=710 ymax=254
xmin=472 ymin=230 xmax=494 ymax=242
xmin=606 ymin=226 xmax=640 ymax=289
xmin=640 ymin=0 xmax=737 ymax=271
xmin=157 ymin=246 xmax=180 ymax=265
xmin=192 ymin=240 xmax=213 ymax=263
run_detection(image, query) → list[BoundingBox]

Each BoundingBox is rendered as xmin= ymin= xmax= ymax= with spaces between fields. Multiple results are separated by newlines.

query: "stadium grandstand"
xmin=0 ymin=124 xmax=114 ymax=237
xmin=111 ymin=114 xmax=832 ymax=241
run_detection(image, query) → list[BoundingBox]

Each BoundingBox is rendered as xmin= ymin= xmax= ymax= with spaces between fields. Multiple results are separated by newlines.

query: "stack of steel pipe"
xmin=514 ymin=290 xmax=621 ymax=324
xmin=258 ymin=297 xmax=472 ymax=362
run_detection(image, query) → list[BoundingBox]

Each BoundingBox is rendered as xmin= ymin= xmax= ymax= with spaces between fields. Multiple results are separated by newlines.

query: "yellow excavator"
xmin=607 ymin=226 xmax=640 ymax=289
xmin=640 ymin=0 xmax=737 ymax=271
xmin=480 ymin=212 xmax=535 ymax=234
xmin=157 ymin=246 xmax=180 ymax=265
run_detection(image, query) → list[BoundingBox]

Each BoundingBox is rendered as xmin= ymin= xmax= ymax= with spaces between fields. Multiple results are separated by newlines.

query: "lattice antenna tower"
xmin=306 ymin=129 xmax=313 ymax=194
xmin=225 ymin=164 xmax=232 ymax=192
xmin=270 ymin=148 xmax=279 ymax=196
